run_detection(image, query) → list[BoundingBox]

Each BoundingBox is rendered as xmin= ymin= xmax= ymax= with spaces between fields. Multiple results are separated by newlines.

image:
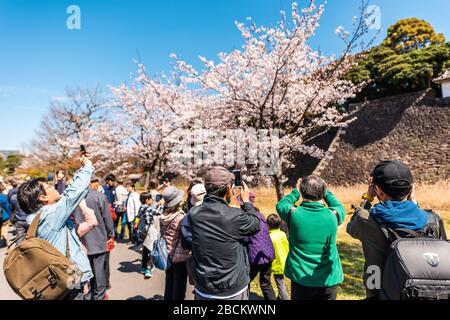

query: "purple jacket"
xmin=247 ymin=211 xmax=275 ymax=265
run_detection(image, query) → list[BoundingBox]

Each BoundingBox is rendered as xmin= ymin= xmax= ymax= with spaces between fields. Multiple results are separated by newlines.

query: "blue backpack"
xmin=151 ymin=218 xmax=179 ymax=271
xmin=151 ymin=237 xmax=172 ymax=271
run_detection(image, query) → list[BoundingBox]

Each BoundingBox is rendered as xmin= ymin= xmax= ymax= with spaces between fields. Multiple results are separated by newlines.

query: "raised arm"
xmin=324 ymin=190 xmax=346 ymax=226
xmin=276 ymin=189 xmax=301 ymax=222
xmin=47 ymin=155 xmax=94 ymax=230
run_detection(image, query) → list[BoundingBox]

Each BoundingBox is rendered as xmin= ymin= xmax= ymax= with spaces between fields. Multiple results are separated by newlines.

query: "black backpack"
xmin=378 ymin=210 xmax=450 ymax=300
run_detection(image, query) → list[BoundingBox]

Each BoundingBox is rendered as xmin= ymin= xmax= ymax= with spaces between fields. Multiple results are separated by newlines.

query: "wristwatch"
xmin=362 ymin=193 xmax=374 ymax=202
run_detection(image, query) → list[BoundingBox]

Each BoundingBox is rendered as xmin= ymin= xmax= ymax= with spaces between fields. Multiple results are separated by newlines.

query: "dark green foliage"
xmin=346 ymin=19 xmax=450 ymax=101
xmin=5 ymin=154 xmax=24 ymax=175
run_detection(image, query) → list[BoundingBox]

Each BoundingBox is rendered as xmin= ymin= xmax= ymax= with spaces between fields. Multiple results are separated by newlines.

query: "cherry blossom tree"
xmin=101 ymin=63 xmax=202 ymax=179
xmin=172 ymin=0 xmax=372 ymax=199
xmin=23 ymin=0 xmax=374 ymax=196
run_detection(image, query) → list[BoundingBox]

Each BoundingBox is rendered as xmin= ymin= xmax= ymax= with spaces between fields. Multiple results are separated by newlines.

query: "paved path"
xmin=0 ymin=240 xmax=195 ymax=300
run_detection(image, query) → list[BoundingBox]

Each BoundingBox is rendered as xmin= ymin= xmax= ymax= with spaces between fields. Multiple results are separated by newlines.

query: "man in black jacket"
xmin=184 ymin=166 xmax=261 ymax=300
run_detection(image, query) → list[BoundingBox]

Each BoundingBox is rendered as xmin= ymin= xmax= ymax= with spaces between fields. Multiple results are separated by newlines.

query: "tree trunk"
xmin=273 ymin=174 xmax=285 ymax=201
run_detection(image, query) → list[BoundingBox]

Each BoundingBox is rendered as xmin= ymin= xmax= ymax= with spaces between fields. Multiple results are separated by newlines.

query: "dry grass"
xmin=246 ymin=181 xmax=450 ymax=300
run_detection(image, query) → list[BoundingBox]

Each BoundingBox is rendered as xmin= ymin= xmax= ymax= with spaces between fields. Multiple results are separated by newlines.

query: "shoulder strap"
xmin=438 ymin=216 xmax=448 ymax=241
xmin=393 ymin=228 xmax=422 ymax=238
xmin=426 ymin=210 xmax=447 ymax=241
xmin=377 ymin=223 xmax=423 ymax=243
xmin=26 ymin=212 xmax=42 ymax=240
xmin=65 ymin=227 xmax=70 ymax=259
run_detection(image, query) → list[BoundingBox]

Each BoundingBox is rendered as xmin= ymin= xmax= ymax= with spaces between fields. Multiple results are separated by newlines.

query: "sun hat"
xmin=162 ymin=186 xmax=184 ymax=208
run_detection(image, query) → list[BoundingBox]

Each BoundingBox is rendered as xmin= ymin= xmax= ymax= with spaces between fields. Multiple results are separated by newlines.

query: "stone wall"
xmin=313 ymin=90 xmax=450 ymax=185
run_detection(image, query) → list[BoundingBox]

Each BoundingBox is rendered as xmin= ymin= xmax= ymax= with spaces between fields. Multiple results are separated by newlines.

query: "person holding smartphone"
xmin=183 ymin=166 xmax=261 ymax=300
xmin=17 ymin=150 xmax=95 ymax=300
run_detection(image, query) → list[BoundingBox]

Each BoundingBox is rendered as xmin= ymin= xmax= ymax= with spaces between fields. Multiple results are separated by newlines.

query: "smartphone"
xmin=47 ymin=172 xmax=55 ymax=182
xmin=233 ymin=169 xmax=242 ymax=187
xmin=80 ymin=144 xmax=87 ymax=155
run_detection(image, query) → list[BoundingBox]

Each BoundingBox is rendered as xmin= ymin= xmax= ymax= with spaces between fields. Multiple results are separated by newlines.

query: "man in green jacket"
xmin=276 ymin=175 xmax=346 ymax=300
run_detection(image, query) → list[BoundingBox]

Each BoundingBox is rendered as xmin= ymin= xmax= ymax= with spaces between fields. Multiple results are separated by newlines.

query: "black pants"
xmin=291 ymin=282 xmax=337 ymax=300
xmin=142 ymin=246 xmax=154 ymax=269
xmin=164 ymin=262 xmax=188 ymax=300
xmin=88 ymin=253 xmax=109 ymax=300
xmin=249 ymin=263 xmax=276 ymax=300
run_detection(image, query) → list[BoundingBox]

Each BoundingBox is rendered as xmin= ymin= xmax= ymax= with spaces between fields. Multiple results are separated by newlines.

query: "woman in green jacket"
xmin=276 ymin=175 xmax=346 ymax=300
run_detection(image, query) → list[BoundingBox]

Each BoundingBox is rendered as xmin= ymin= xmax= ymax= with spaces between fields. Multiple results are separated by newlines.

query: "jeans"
xmin=274 ymin=274 xmax=289 ymax=300
xmin=291 ymin=282 xmax=338 ymax=300
xmin=88 ymin=253 xmax=108 ymax=300
xmin=164 ymin=262 xmax=188 ymax=300
xmin=249 ymin=263 xmax=276 ymax=300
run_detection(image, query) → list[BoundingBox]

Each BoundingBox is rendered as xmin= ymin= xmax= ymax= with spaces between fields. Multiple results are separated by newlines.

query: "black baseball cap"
xmin=372 ymin=160 xmax=413 ymax=198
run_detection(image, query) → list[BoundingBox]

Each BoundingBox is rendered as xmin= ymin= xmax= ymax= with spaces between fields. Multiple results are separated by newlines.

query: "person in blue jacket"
xmin=17 ymin=152 xmax=95 ymax=300
xmin=0 ymin=183 xmax=12 ymax=248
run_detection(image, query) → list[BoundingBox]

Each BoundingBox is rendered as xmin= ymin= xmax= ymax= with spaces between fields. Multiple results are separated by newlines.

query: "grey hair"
xmin=300 ymin=175 xmax=327 ymax=201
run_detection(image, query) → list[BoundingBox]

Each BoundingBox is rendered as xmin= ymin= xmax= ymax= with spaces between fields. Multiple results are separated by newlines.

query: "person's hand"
xmin=367 ymin=176 xmax=376 ymax=198
xmin=107 ymin=238 xmax=115 ymax=252
xmin=239 ymin=181 xmax=250 ymax=204
xmin=295 ymin=178 xmax=302 ymax=192
xmin=80 ymin=151 xmax=92 ymax=167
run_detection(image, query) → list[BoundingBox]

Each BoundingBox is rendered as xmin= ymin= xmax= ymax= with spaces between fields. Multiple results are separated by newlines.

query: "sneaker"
xmin=144 ymin=269 xmax=153 ymax=279
xmin=140 ymin=268 xmax=146 ymax=274
xmin=150 ymin=265 xmax=155 ymax=272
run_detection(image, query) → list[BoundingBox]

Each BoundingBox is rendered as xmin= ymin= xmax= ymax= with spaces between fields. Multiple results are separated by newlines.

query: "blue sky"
xmin=1 ymin=0 xmax=449 ymax=150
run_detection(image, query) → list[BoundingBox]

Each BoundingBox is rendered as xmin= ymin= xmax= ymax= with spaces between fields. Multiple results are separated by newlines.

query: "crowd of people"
xmin=0 ymin=154 xmax=447 ymax=301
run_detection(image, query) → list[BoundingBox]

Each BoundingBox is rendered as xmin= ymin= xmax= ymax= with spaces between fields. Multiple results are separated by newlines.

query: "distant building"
xmin=433 ymin=70 xmax=450 ymax=98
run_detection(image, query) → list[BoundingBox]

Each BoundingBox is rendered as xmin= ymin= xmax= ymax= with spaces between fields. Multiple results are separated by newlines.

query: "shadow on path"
xmin=117 ymin=259 xmax=141 ymax=274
